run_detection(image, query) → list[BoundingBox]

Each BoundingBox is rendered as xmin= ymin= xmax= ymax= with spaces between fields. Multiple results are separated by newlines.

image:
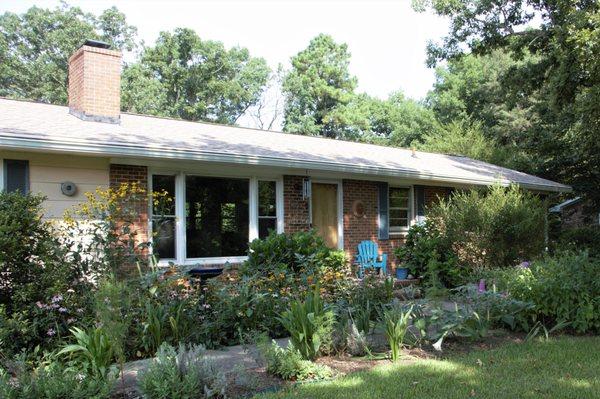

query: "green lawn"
xmin=257 ymin=336 xmax=600 ymax=399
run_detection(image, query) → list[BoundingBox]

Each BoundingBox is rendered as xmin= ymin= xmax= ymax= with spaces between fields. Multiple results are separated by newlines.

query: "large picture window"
xmin=185 ymin=176 xmax=249 ymax=258
xmin=389 ymin=187 xmax=411 ymax=233
xmin=151 ymin=175 xmax=176 ymax=259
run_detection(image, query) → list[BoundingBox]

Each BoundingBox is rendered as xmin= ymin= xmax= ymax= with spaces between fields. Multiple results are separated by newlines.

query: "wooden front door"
xmin=311 ymin=183 xmax=339 ymax=248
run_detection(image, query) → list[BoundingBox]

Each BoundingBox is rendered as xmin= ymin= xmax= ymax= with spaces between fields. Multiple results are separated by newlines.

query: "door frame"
xmin=310 ymin=179 xmax=344 ymax=250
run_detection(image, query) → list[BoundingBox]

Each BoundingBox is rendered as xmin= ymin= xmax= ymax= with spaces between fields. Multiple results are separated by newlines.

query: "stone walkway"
xmin=118 ymin=338 xmax=289 ymax=392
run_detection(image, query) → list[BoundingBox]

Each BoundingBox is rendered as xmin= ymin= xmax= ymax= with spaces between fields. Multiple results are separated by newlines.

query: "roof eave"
xmin=0 ymin=135 xmax=572 ymax=193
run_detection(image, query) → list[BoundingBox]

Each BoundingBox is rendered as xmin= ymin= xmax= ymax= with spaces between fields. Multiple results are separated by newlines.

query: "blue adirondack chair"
xmin=355 ymin=240 xmax=387 ymax=278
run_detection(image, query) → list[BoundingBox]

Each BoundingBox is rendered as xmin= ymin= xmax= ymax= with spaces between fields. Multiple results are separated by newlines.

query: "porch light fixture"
xmin=302 ymin=178 xmax=311 ymax=200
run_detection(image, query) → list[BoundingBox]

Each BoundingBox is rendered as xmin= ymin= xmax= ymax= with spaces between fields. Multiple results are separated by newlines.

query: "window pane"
xmin=389 ymin=209 xmax=408 ymax=219
xmin=259 ymin=218 xmax=277 ymax=239
xmin=258 ymin=181 xmax=277 ymax=217
xmin=4 ymin=160 xmax=29 ymax=193
xmin=390 ymin=218 xmax=409 ymax=228
xmin=152 ymin=175 xmax=175 ymax=215
xmin=389 ymin=187 xmax=409 ymax=208
xmin=152 ymin=217 xmax=175 ymax=259
xmin=185 ymin=176 xmax=249 ymax=258
xmin=390 ymin=196 xmax=408 ymax=208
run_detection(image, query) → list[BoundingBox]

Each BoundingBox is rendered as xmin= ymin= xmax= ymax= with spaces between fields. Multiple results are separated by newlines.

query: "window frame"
xmin=2 ymin=159 xmax=29 ymax=193
xmin=148 ymin=173 xmax=178 ymax=262
xmin=148 ymin=169 xmax=283 ymax=266
xmin=256 ymin=179 xmax=280 ymax=240
xmin=388 ymin=185 xmax=413 ymax=235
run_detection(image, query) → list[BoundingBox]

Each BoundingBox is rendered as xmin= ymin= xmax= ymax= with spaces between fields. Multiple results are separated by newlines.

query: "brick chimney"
xmin=68 ymin=40 xmax=121 ymax=124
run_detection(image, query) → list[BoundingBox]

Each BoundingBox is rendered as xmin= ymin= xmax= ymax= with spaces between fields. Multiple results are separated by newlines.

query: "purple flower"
xmin=51 ymin=295 xmax=63 ymax=303
xmin=58 ymin=307 xmax=68 ymax=313
xmin=519 ymin=261 xmax=530 ymax=269
xmin=478 ymin=279 xmax=486 ymax=293
xmin=46 ymin=328 xmax=56 ymax=337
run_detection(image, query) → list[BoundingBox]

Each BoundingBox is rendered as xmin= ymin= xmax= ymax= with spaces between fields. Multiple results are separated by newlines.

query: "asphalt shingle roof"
xmin=0 ymin=98 xmax=570 ymax=192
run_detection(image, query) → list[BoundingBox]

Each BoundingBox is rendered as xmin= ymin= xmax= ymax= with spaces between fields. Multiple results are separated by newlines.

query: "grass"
xmin=256 ymin=336 xmax=600 ymax=399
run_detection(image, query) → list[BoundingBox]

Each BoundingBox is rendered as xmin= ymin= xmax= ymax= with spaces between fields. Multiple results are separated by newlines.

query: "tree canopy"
xmin=121 ymin=28 xmax=270 ymax=124
xmin=419 ymin=0 xmax=600 ymax=204
xmin=282 ymin=34 xmax=357 ymax=138
xmin=0 ymin=3 xmax=136 ymax=104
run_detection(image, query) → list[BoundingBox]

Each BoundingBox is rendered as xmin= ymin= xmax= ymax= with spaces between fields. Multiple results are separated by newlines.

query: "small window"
xmin=389 ymin=187 xmax=411 ymax=233
xmin=258 ymin=180 xmax=277 ymax=239
xmin=151 ymin=175 xmax=176 ymax=259
xmin=3 ymin=160 xmax=29 ymax=193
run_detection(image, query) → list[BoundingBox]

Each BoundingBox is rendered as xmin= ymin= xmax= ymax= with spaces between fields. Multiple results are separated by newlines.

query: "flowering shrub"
xmin=63 ymin=182 xmax=172 ymax=277
xmin=0 ymin=192 xmax=95 ymax=355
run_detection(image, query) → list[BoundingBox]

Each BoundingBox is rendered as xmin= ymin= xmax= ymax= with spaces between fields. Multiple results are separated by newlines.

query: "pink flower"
xmin=478 ymin=279 xmax=486 ymax=293
xmin=58 ymin=307 xmax=68 ymax=313
xmin=51 ymin=295 xmax=63 ymax=303
xmin=46 ymin=328 xmax=56 ymax=337
xmin=36 ymin=301 xmax=45 ymax=309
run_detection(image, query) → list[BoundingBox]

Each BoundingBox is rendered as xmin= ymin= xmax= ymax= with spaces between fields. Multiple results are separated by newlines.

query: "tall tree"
xmin=121 ymin=28 xmax=270 ymax=124
xmin=330 ymin=92 xmax=442 ymax=146
xmin=282 ymin=34 xmax=357 ymax=138
xmin=418 ymin=0 xmax=600 ymax=203
xmin=0 ymin=3 xmax=137 ymax=104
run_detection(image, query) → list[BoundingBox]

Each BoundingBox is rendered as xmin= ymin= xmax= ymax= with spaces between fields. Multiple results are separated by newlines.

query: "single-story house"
xmin=0 ymin=41 xmax=571 ymax=270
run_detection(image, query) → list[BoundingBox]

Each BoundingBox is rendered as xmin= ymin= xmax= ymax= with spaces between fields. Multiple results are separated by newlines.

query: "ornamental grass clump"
xmin=383 ymin=304 xmax=412 ymax=362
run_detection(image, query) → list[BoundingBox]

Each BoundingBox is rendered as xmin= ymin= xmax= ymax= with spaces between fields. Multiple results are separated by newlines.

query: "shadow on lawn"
xmin=273 ymin=338 xmax=600 ymax=399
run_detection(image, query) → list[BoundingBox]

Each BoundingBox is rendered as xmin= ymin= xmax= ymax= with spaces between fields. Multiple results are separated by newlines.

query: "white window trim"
xmin=0 ymin=158 xmax=4 ymax=191
xmin=388 ymin=185 xmax=414 ymax=236
xmin=149 ymin=170 xmax=284 ymax=266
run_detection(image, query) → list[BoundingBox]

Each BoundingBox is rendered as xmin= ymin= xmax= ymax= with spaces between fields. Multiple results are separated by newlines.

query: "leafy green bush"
xmin=428 ymin=184 xmax=546 ymax=270
xmin=0 ymin=192 xmax=95 ymax=354
xmin=278 ymin=286 xmax=335 ymax=360
xmin=138 ymin=343 xmax=226 ymax=399
xmin=0 ymin=363 xmax=113 ymax=399
xmin=257 ymin=338 xmax=332 ymax=381
xmin=395 ymin=221 xmax=463 ymax=288
xmin=556 ymin=226 xmax=600 ymax=258
xmin=487 ymin=252 xmax=600 ymax=333
xmin=243 ymin=230 xmax=346 ymax=275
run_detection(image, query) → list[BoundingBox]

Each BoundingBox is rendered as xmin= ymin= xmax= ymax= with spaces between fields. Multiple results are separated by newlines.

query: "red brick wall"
xmin=342 ymin=180 xmax=405 ymax=270
xmin=109 ymin=164 xmax=149 ymax=261
xmin=68 ymin=45 xmax=121 ymax=122
xmin=282 ymin=176 xmax=454 ymax=274
xmin=424 ymin=186 xmax=453 ymax=208
xmin=283 ymin=175 xmax=311 ymax=233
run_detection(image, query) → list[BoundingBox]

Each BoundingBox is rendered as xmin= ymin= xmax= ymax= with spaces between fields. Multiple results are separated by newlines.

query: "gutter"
xmin=0 ymin=135 xmax=572 ymax=193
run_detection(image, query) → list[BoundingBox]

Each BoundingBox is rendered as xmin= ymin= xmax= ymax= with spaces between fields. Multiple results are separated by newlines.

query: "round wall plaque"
xmin=352 ymin=200 xmax=366 ymax=218
xmin=60 ymin=181 xmax=78 ymax=197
